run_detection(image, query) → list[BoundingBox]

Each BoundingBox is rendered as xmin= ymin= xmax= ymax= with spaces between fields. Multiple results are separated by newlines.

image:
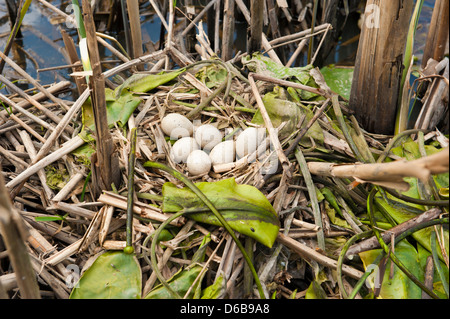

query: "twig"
xmin=276 ymin=232 xmax=364 ymax=280
xmin=248 ymin=74 xmax=290 ymax=173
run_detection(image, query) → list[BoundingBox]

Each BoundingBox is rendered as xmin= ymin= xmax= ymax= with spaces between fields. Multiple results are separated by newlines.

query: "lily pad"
xmin=359 ymin=241 xmax=423 ymax=299
xmin=161 ymin=178 xmax=280 ymax=248
xmin=70 ymin=251 xmax=141 ymax=299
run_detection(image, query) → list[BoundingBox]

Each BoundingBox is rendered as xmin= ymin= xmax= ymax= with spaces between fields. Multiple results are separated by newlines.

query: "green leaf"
xmin=114 ymin=69 xmax=185 ymax=98
xmin=79 ymin=89 xmax=142 ymax=142
xmin=201 ymin=272 xmax=226 ymax=299
xmin=34 ymin=214 xmax=67 ymax=222
xmin=70 ymin=251 xmax=141 ymax=299
xmin=251 ymin=86 xmax=324 ymax=143
xmin=305 ymin=280 xmax=327 ymax=299
xmin=162 ymin=178 xmax=280 ymax=248
xmin=144 ymin=264 xmax=204 ymax=299
xmin=320 ymin=65 xmax=353 ymax=100
xmin=359 ymin=241 xmax=423 ymax=299
xmin=375 ymin=196 xmax=449 ymax=263
xmin=242 ymin=53 xmax=318 ymax=100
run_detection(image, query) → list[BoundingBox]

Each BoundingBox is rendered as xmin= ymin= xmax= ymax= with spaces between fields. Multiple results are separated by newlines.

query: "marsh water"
xmin=0 ymin=0 xmax=436 ymax=99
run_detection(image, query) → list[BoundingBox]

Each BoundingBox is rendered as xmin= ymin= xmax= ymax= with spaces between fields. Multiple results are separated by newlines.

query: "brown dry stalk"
xmin=307 ymin=147 xmax=449 ymax=191
xmin=345 ymin=208 xmax=442 ymax=257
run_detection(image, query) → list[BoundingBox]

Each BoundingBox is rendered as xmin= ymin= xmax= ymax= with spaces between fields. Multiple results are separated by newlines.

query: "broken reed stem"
xmin=0 ymin=77 xmax=71 ymax=136
xmin=0 ymin=164 xmax=41 ymax=299
xmin=248 ymin=0 xmax=263 ymax=54
xmin=222 ymin=0 xmax=235 ymax=61
xmin=248 ymin=74 xmax=290 ymax=172
xmin=82 ymin=0 xmax=119 ymax=195
xmin=181 ymin=0 xmax=219 ymax=37
xmin=0 ymin=51 xmax=71 ymax=113
xmin=277 ymin=232 xmax=363 ymax=280
xmin=5 ymin=90 xmax=88 ymax=190
xmin=307 ymin=146 xmax=449 ymax=190
xmin=345 ymin=208 xmax=442 ymax=257
xmin=126 ymin=0 xmax=143 ymax=66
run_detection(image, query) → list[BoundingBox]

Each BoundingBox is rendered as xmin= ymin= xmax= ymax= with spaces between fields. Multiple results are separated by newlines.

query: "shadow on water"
xmin=0 ymin=0 xmax=437 ymax=100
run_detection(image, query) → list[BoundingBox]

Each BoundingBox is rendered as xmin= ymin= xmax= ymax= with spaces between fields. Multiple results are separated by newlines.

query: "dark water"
xmin=0 ymin=0 xmax=437 ymax=96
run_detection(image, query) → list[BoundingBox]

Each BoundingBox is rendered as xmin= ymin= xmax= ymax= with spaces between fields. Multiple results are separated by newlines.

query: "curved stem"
xmin=143 ymin=211 xmax=186 ymax=299
xmin=367 ymin=188 xmax=440 ymax=299
xmin=337 ymin=230 xmax=373 ymax=298
xmin=348 ymin=217 xmax=449 ymax=299
xmin=144 ymin=161 xmax=266 ymax=299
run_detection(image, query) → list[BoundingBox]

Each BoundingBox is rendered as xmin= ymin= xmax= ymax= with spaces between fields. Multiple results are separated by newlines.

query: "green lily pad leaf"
xmin=70 ymin=251 xmax=141 ymax=299
xmin=320 ymin=65 xmax=353 ymax=100
xmin=162 ymin=178 xmax=280 ymax=248
xmin=359 ymin=241 xmax=423 ymax=299
xmin=114 ymin=69 xmax=185 ymax=98
xmin=144 ymin=264 xmax=204 ymax=299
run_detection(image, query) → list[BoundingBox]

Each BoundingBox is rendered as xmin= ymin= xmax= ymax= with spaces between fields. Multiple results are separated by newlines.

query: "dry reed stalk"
xmin=97 ymin=192 xmax=184 ymax=227
xmin=308 ymin=146 xmax=449 ymax=191
xmin=0 ymin=164 xmax=40 ymax=299
xmin=346 ymin=208 xmax=442 ymax=257
xmin=248 ymin=0 xmax=264 ymax=54
xmin=18 ymin=130 xmax=54 ymax=199
xmin=0 ymin=89 xmax=56 ymax=132
xmin=277 ymin=232 xmax=364 ymax=280
xmin=234 ymin=0 xmax=282 ymax=64
xmin=248 ymin=74 xmax=290 ymax=172
xmin=126 ymin=0 xmax=144 ymax=66
xmin=181 ymin=0 xmax=220 ymax=38
xmin=148 ymin=0 xmax=169 ymax=32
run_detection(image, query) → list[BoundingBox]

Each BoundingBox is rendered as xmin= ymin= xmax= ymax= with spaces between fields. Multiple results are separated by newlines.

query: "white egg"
xmin=187 ymin=150 xmax=211 ymax=175
xmin=209 ymin=140 xmax=235 ymax=165
xmin=161 ymin=113 xmax=193 ymax=139
xmin=170 ymin=137 xmax=199 ymax=163
xmin=235 ymin=127 xmax=266 ymax=158
xmin=194 ymin=124 xmax=223 ymax=151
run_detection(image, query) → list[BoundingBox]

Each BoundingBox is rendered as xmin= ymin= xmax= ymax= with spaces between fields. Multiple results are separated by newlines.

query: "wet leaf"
xmin=114 ymin=69 xmax=185 ymax=98
xmin=305 ymin=280 xmax=328 ymax=299
xmin=251 ymin=86 xmax=324 ymax=143
xmin=201 ymin=272 xmax=226 ymax=299
xmin=196 ymin=64 xmax=228 ymax=88
xmin=144 ymin=264 xmax=204 ymax=299
xmin=320 ymin=65 xmax=353 ymax=100
xmin=162 ymin=178 xmax=280 ymax=248
xmin=70 ymin=251 xmax=141 ymax=299
xmin=242 ymin=53 xmax=318 ymax=100
xmin=359 ymin=241 xmax=423 ymax=299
